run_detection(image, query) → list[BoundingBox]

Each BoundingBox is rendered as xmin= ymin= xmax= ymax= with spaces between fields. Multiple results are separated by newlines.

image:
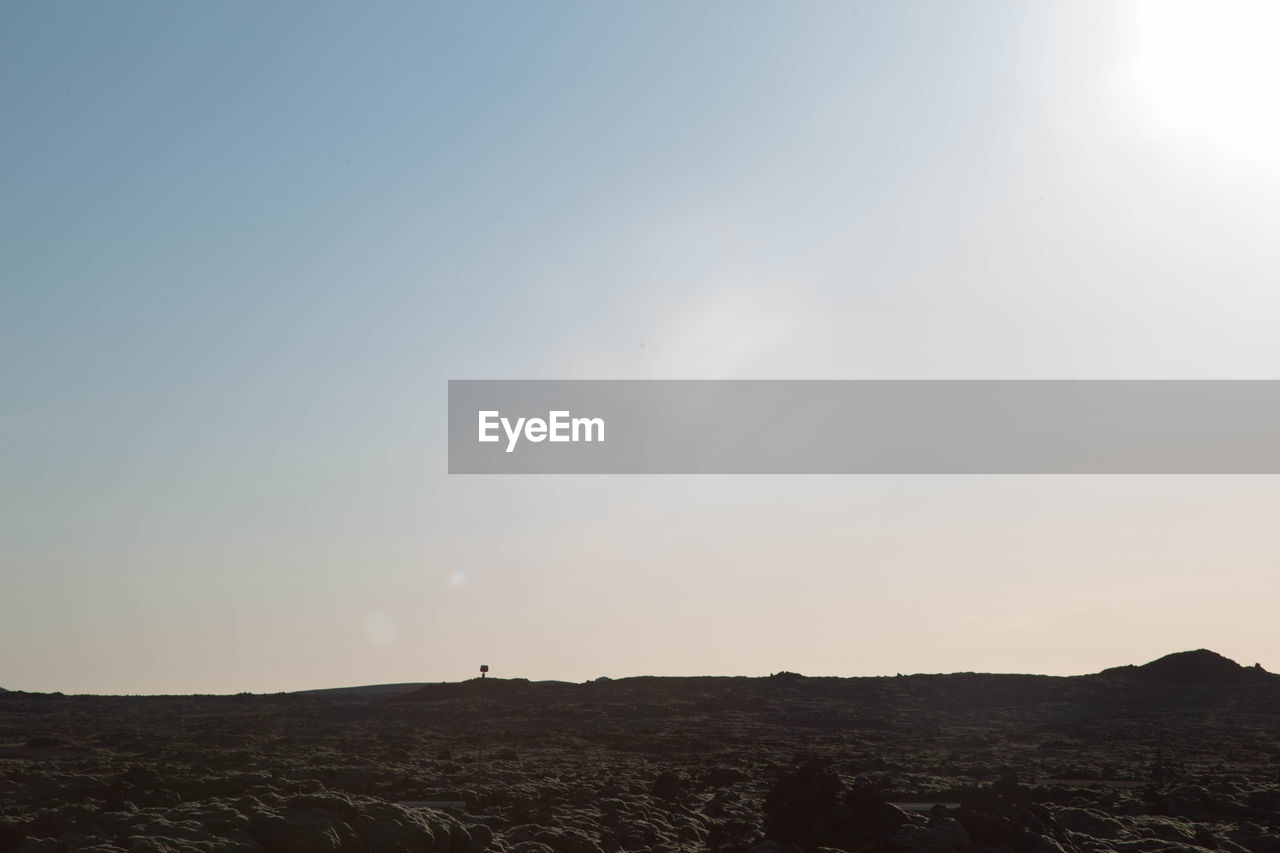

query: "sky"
xmin=4 ymin=2 xmax=1280 ymax=694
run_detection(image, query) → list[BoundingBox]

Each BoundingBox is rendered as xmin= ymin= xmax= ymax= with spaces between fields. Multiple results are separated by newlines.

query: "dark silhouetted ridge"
xmin=386 ymin=677 xmax=574 ymax=703
xmin=292 ymin=682 xmax=427 ymax=699
xmin=1101 ymin=649 xmax=1271 ymax=684
xmin=284 ymin=650 xmax=1280 ymax=707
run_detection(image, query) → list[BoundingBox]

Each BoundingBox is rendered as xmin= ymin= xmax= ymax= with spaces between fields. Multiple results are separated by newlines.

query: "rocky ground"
xmin=2 ymin=650 xmax=1279 ymax=853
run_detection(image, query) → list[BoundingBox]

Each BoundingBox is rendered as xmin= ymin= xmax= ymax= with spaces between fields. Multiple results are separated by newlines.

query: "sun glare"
xmin=1123 ymin=0 xmax=1280 ymax=168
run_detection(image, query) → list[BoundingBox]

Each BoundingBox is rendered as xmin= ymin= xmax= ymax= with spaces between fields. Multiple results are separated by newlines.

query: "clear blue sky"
xmin=5 ymin=2 xmax=1280 ymax=693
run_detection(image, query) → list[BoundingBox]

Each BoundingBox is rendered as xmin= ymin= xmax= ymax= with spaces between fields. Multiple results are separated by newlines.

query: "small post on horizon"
xmin=478 ymin=665 xmax=488 ymax=772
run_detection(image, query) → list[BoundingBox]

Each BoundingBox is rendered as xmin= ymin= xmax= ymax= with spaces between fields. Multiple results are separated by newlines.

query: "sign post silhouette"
xmin=478 ymin=665 xmax=488 ymax=772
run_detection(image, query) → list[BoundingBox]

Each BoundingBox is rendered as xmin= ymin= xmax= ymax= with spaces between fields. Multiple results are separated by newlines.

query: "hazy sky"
xmin=5 ymin=2 xmax=1280 ymax=694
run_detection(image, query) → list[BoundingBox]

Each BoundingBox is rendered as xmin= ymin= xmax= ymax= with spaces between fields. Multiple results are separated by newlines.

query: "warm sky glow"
xmin=4 ymin=3 xmax=1280 ymax=694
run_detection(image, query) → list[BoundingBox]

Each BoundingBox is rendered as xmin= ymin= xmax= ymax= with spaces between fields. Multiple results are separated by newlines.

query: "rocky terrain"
xmin=2 ymin=650 xmax=1279 ymax=853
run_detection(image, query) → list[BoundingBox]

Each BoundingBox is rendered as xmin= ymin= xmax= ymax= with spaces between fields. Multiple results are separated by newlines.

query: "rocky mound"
xmin=1100 ymin=649 xmax=1271 ymax=684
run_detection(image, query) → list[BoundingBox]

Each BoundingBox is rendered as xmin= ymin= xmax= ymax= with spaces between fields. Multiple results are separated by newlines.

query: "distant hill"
xmin=291 ymin=683 xmax=427 ymax=699
xmin=3 ymin=651 xmax=1276 ymax=701
xmin=386 ymin=677 xmax=577 ymax=703
xmin=386 ymin=651 xmax=1276 ymax=703
xmin=99 ymin=649 xmax=1265 ymax=701
xmin=1100 ymin=649 xmax=1272 ymax=684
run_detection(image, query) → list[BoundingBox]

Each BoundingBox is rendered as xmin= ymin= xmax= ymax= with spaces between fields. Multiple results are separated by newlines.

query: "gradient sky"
xmin=4 ymin=2 xmax=1280 ymax=694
